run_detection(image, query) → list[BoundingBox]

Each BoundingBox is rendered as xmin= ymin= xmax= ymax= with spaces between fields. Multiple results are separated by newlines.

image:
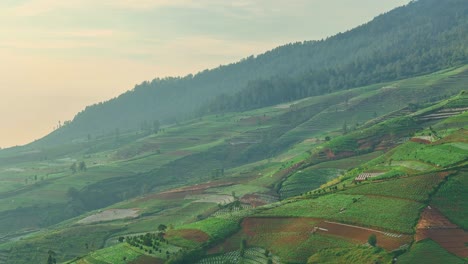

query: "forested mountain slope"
xmin=37 ymin=0 xmax=468 ymax=146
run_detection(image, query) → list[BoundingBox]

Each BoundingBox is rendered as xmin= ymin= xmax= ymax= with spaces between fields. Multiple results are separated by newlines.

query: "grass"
xmin=398 ymin=239 xmax=465 ymax=264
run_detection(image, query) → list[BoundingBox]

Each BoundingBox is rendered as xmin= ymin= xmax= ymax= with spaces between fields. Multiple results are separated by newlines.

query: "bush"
xmin=368 ymin=234 xmax=377 ymax=247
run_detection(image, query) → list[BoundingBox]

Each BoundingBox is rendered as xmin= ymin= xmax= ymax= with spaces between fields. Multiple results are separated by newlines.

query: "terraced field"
xmin=279 ymin=168 xmax=342 ymax=199
xmin=198 ymin=247 xmax=281 ymax=264
xmin=398 ymin=239 xmax=465 ymax=264
xmin=258 ymin=194 xmax=423 ymax=233
xmin=343 ymin=172 xmax=447 ymax=202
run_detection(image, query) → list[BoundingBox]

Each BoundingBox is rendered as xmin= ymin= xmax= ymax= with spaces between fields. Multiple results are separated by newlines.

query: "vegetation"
xmin=37 ymin=0 xmax=468 ymax=145
xmin=1 ymin=1 xmax=468 ymax=263
xmin=307 ymin=246 xmax=392 ymax=264
xmin=343 ymin=173 xmax=445 ymax=202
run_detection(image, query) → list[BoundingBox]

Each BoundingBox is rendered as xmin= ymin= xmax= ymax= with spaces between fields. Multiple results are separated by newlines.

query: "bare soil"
xmin=167 ymin=229 xmax=210 ymax=243
xmin=415 ymin=206 xmax=468 ymax=258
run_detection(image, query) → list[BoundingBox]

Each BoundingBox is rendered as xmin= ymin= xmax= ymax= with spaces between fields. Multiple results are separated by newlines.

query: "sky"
xmin=0 ymin=0 xmax=410 ymax=148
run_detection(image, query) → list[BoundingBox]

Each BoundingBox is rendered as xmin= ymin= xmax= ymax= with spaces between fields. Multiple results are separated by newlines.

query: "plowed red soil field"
xmin=317 ymin=221 xmax=412 ymax=251
xmin=167 ymin=229 xmax=210 ymax=243
xmin=416 ymin=206 xmax=468 ymax=258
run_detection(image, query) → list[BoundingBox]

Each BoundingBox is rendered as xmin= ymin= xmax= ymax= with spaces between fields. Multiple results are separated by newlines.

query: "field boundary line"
xmin=323 ymin=221 xmax=401 ymax=236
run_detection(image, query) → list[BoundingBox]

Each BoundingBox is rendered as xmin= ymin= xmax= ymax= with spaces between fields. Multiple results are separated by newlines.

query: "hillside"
xmin=0 ymin=67 xmax=466 ymax=263
xmin=35 ymin=0 xmax=468 ymax=145
xmin=65 ymin=92 xmax=467 ymax=264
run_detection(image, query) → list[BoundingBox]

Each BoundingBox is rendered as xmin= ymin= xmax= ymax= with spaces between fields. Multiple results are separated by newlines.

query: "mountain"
xmin=1 ymin=1 xmax=468 ymax=263
xmin=36 ymin=0 xmax=468 ymax=146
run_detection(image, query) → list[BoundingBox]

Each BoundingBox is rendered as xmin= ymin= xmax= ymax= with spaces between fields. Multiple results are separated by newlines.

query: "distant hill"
xmin=36 ymin=0 xmax=468 ymax=146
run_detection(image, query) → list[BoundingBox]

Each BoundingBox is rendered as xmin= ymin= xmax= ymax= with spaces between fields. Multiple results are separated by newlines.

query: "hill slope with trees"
xmin=37 ymin=0 xmax=468 ymax=146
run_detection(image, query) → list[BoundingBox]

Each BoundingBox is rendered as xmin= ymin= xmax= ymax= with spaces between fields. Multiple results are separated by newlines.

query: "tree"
xmin=158 ymin=224 xmax=167 ymax=232
xmin=368 ymin=233 xmax=377 ymax=247
xmin=78 ymin=161 xmax=87 ymax=172
xmin=70 ymin=162 xmax=77 ymax=174
xmin=240 ymin=239 xmax=247 ymax=257
xmin=325 ymin=136 xmax=331 ymax=141
xmin=342 ymin=121 xmax=348 ymax=135
xmin=153 ymin=120 xmax=160 ymax=133
xmin=47 ymin=250 xmax=57 ymax=264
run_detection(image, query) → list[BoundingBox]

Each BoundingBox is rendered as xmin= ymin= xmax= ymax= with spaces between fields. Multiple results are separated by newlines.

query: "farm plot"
xmin=198 ymin=247 xmax=281 ymax=264
xmin=166 ymin=229 xmax=210 ymax=248
xmin=398 ymin=239 xmax=465 ymax=264
xmin=343 ymin=173 xmax=446 ymax=202
xmin=186 ymin=194 xmax=235 ymax=204
xmin=212 ymin=204 xmax=253 ymax=217
xmin=215 ymin=217 xmax=353 ymax=263
xmin=432 ymin=169 xmax=468 ymax=229
xmin=71 ymin=243 xmax=156 ymax=264
xmin=307 ymin=245 xmax=393 ymax=264
xmin=279 ymin=168 xmax=342 ymax=199
xmin=390 ymin=141 xmax=467 ymax=167
xmin=258 ymin=194 xmax=423 ymax=233
xmin=240 ymin=193 xmax=279 ymax=207
xmin=416 ymin=207 xmax=468 ymax=258
xmin=391 ymin=160 xmax=436 ymax=171
xmin=316 ymin=221 xmax=412 ymax=251
xmin=176 ymin=216 xmax=240 ymax=242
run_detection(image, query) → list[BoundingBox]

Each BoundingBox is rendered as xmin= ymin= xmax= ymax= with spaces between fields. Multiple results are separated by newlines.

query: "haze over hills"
xmin=0 ymin=0 xmax=467 ymax=264
xmin=36 ymin=0 xmax=468 ymax=146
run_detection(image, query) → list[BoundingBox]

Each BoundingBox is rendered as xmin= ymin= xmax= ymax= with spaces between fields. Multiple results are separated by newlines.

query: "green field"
xmin=279 ymin=168 xmax=342 ymax=199
xmin=259 ymin=194 xmax=423 ymax=233
xmin=343 ymin=173 xmax=445 ymax=202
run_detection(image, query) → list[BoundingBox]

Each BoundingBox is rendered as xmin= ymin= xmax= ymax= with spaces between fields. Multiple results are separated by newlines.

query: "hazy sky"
xmin=0 ymin=0 xmax=409 ymax=148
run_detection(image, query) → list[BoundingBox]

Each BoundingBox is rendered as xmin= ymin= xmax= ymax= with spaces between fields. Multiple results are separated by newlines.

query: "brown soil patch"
xmin=318 ymin=221 xmax=412 ymax=251
xmin=129 ymin=255 xmax=164 ymax=264
xmin=77 ymin=209 xmax=140 ymax=224
xmin=137 ymin=181 xmax=235 ymax=201
xmin=240 ymin=194 xmax=268 ymax=207
xmin=239 ymin=116 xmax=270 ymax=125
xmin=242 ymin=217 xmax=319 ymax=235
xmin=410 ymin=137 xmax=432 ymax=144
xmin=415 ymin=206 xmax=468 ymax=258
xmin=416 ymin=207 xmax=457 ymax=230
xmin=167 ymin=229 xmax=210 ymax=243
